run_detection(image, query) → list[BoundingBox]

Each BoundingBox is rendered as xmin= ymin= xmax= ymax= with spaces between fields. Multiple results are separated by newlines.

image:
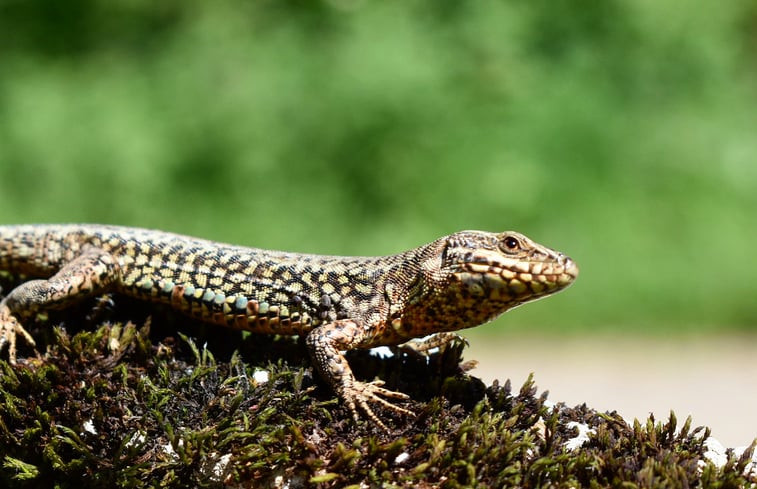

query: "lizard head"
xmin=440 ymin=230 xmax=578 ymax=299
xmin=398 ymin=230 xmax=578 ymax=335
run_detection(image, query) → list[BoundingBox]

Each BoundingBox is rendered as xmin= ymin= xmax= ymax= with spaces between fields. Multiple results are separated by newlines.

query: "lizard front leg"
xmin=306 ymin=319 xmax=413 ymax=431
xmin=0 ymin=245 xmax=121 ymax=363
xmin=398 ymin=332 xmax=468 ymax=355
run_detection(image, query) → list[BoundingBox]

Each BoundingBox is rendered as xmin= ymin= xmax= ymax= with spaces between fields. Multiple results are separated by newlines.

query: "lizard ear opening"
xmin=421 ymin=237 xmax=450 ymax=283
xmin=440 ymin=233 xmax=466 ymax=265
xmin=440 ymin=238 xmax=450 ymax=264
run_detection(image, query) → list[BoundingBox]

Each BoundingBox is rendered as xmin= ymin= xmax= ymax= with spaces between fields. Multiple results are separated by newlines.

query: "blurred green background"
xmin=1 ymin=0 xmax=755 ymax=334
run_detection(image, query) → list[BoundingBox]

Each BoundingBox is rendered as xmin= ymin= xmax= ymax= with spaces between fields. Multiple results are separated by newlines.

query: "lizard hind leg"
xmin=306 ymin=319 xmax=414 ymax=431
xmin=0 ymin=306 xmax=37 ymax=365
xmin=0 ymin=245 xmax=121 ymax=364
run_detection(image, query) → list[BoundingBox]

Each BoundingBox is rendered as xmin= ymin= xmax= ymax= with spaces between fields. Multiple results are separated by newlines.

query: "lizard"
xmin=0 ymin=224 xmax=578 ymax=430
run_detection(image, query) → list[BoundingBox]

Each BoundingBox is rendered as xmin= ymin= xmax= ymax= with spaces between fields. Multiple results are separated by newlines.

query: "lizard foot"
xmin=399 ymin=332 xmax=468 ymax=356
xmin=345 ymin=379 xmax=413 ymax=432
xmin=0 ymin=305 xmax=37 ymax=365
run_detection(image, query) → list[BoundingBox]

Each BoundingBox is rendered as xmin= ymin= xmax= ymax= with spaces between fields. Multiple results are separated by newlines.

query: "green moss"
xmin=0 ymin=312 xmax=754 ymax=488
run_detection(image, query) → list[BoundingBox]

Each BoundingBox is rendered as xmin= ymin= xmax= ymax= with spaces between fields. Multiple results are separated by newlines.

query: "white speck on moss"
xmin=82 ymin=419 xmax=97 ymax=435
xmin=253 ymin=369 xmax=270 ymax=383
xmin=273 ymin=475 xmax=285 ymax=488
xmin=162 ymin=439 xmax=183 ymax=460
xmin=394 ymin=452 xmax=410 ymax=464
xmin=700 ymin=437 xmax=757 ymax=475
xmin=206 ymin=452 xmax=232 ymax=482
xmin=125 ymin=431 xmax=147 ymax=448
xmin=701 ymin=438 xmax=728 ymax=467
xmin=732 ymin=444 xmax=757 ymax=475
xmin=370 ymin=346 xmax=394 ymax=358
xmin=564 ymin=421 xmax=595 ymax=450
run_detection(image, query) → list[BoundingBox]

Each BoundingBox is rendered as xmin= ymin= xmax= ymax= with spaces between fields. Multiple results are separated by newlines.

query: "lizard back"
xmin=0 ymin=224 xmax=414 ymax=336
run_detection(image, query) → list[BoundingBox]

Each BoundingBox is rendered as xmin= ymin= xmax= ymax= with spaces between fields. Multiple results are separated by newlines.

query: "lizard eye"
xmin=501 ymin=236 xmax=520 ymax=252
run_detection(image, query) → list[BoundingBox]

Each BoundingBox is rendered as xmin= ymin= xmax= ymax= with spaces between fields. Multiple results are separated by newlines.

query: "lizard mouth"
xmin=454 ymin=257 xmax=578 ymax=298
xmin=464 ymin=257 xmax=577 ymax=284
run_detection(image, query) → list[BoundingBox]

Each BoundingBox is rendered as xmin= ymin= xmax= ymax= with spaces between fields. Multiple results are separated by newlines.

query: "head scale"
xmin=402 ymin=230 xmax=578 ymax=335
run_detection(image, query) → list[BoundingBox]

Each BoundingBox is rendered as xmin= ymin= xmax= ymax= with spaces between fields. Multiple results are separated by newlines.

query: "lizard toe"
xmin=345 ymin=380 xmax=415 ymax=431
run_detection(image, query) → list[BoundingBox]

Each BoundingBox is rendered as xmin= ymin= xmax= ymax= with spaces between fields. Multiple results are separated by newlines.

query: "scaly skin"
xmin=0 ymin=224 xmax=578 ymax=429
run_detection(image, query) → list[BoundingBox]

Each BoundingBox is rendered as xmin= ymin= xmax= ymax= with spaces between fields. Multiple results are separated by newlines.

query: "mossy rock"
xmin=0 ymin=303 xmax=754 ymax=488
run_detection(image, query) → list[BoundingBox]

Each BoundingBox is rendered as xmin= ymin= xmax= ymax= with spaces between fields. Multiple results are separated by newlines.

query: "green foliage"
xmin=1 ymin=0 xmax=756 ymax=331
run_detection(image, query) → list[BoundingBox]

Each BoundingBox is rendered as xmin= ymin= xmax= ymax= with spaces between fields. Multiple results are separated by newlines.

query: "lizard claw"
xmin=344 ymin=379 xmax=414 ymax=432
xmin=0 ymin=305 xmax=36 ymax=365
